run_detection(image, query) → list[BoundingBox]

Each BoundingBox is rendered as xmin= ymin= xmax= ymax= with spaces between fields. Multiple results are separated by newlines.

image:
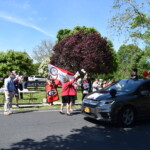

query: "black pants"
xmin=18 ymin=83 xmax=23 ymax=99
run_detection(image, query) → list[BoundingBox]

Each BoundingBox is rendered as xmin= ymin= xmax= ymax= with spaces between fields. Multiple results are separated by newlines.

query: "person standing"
xmin=103 ymin=80 xmax=109 ymax=88
xmin=23 ymin=72 xmax=28 ymax=90
xmin=14 ymin=75 xmax=20 ymax=108
xmin=130 ymin=68 xmax=138 ymax=80
xmin=60 ymin=75 xmax=79 ymax=115
xmin=4 ymin=72 xmax=16 ymax=115
xmin=81 ymin=73 xmax=92 ymax=100
xmin=69 ymin=81 xmax=78 ymax=112
xmin=92 ymin=78 xmax=99 ymax=92
xmin=45 ymin=77 xmax=59 ymax=106
xmin=18 ymin=75 xmax=24 ymax=99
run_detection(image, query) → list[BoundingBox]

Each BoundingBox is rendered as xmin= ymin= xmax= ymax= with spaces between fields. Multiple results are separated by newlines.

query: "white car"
xmin=28 ymin=75 xmax=46 ymax=82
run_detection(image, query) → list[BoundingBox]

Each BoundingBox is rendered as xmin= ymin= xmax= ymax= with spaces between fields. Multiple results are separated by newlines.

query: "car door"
xmin=137 ymin=82 xmax=150 ymax=116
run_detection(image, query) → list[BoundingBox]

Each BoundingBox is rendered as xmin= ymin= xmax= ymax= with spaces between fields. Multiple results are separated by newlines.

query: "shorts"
xmin=15 ymin=89 xmax=19 ymax=97
xmin=62 ymin=96 xmax=70 ymax=104
xmin=69 ymin=95 xmax=76 ymax=104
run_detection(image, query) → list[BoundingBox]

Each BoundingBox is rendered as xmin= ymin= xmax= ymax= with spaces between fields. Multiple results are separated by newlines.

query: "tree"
xmin=114 ymin=44 xmax=142 ymax=79
xmin=0 ymin=50 xmax=34 ymax=77
xmin=117 ymin=44 xmax=142 ymax=64
xmin=56 ymin=26 xmax=99 ymax=42
xmin=32 ymin=40 xmax=54 ymax=62
xmin=38 ymin=57 xmax=50 ymax=77
xmin=31 ymin=62 xmax=41 ymax=75
xmin=56 ymin=29 xmax=72 ymax=42
xmin=137 ymin=47 xmax=150 ymax=74
xmin=110 ymin=0 xmax=150 ymax=45
xmin=51 ymin=31 xmax=117 ymax=75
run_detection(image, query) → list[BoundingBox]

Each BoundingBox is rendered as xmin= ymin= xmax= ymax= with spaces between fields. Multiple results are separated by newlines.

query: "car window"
xmin=138 ymin=82 xmax=150 ymax=96
xmin=105 ymin=79 xmax=142 ymax=92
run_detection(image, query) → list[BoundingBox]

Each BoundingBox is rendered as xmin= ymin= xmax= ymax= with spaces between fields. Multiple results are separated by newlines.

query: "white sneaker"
xmin=70 ymin=109 xmax=73 ymax=112
xmin=4 ymin=112 xmax=10 ymax=115
xmin=9 ymin=111 xmax=13 ymax=114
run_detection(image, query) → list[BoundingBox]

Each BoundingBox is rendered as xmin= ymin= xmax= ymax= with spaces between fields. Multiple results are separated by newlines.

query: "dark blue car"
xmin=82 ymin=78 xmax=150 ymax=126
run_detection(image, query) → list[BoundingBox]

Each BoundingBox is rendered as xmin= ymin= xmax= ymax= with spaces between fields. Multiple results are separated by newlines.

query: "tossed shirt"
xmin=61 ymin=78 xmax=76 ymax=96
xmin=4 ymin=77 xmax=16 ymax=92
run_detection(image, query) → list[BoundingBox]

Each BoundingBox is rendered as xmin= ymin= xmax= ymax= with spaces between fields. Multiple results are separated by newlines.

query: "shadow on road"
xmin=2 ymin=119 xmax=150 ymax=150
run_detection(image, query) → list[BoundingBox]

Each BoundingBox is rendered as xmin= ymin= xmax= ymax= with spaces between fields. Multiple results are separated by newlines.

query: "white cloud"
xmin=0 ymin=13 xmax=54 ymax=37
xmin=6 ymin=0 xmax=31 ymax=10
xmin=38 ymin=17 xmax=47 ymax=21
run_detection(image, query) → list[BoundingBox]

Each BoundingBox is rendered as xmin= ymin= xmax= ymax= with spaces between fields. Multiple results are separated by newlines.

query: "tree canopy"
xmin=38 ymin=57 xmax=50 ymax=77
xmin=0 ymin=50 xmax=34 ymax=77
xmin=51 ymin=31 xmax=117 ymax=75
xmin=32 ymin=40 xmax=54 ymax=63
xmin=113 ymin=44 xmax=150 ymax=79
xmin=56 ymin=26 xmax=99 ymax=42
xmin=110 ymin=0 xmax=150 ymax=45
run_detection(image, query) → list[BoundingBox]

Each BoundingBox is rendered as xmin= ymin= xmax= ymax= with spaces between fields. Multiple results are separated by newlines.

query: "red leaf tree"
xmin=50 ymin=31 xmax=117 ymax=74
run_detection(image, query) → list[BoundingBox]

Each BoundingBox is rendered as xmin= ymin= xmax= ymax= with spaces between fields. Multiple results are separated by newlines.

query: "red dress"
xmin=45 ymin=84 xmax=59 ymax=103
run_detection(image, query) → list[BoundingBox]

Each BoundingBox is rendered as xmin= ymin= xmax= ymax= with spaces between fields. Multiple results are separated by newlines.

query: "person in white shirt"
xmin=92 ymin=78 xmax=99 ymax=92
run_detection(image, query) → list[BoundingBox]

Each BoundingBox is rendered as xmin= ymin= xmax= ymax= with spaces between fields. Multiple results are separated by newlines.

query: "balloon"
xmin=142 ymin=71 xmax=149 ymax=77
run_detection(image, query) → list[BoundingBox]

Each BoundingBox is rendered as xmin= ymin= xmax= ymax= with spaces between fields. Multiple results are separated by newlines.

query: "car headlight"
xmin=99 ymin=100 xmax=114 ymax=107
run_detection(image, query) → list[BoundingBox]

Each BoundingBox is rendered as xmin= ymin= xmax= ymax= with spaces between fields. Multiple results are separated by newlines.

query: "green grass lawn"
xmin=0 ymin=86 xmax=83 ymax=110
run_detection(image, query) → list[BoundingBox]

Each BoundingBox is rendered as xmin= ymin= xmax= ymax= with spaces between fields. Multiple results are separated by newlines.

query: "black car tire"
xmin=119 ymin=106 xmax=135 ymax=127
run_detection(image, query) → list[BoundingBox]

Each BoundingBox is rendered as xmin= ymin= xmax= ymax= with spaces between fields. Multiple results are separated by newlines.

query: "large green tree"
xmin=114 ymin=44 xmax=142 ymax=79
xmin=137 ymin=46 xmax=150 ymax=73
xmin=0 ymin=50 xmax=34 ymax=77
xmin=56 ymin=26 xmax=99 ymax=42
xmin=110 ymin=0 xmax=150 ymax=45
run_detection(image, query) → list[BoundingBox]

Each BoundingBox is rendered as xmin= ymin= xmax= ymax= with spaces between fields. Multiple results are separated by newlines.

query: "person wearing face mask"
xmin=4 ymin=72 xmax=16 ymax=115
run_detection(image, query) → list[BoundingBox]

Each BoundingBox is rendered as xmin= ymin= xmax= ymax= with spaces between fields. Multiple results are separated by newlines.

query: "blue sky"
xmin=0 ymin=0 xmax=134 ymax=58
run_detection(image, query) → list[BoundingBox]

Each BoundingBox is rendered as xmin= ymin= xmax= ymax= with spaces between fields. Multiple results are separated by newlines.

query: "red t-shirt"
xmin=69 ymin=84 xmax=77 ymax=96
xmin=61 ymin=78 xmax=76 ymax=96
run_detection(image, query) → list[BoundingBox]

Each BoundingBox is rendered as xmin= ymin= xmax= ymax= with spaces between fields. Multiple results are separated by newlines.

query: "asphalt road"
xmin=0 ymin=109 xmax=150 ymax=150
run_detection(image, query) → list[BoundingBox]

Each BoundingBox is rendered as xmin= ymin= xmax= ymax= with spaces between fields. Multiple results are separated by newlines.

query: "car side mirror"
xmin=110 ymin=89 xmax=117 ymax=98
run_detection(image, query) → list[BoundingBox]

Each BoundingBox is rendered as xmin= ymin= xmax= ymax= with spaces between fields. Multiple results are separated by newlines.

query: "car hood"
xmin=85 ymin=91 xmax=128 ymax=101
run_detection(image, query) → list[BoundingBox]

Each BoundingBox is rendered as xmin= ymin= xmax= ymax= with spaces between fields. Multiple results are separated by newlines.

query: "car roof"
xmin=123 ymin=78 xmax=150 ymax=83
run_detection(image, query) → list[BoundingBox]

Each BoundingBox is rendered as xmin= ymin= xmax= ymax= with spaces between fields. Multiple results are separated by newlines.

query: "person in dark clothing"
xmin=14 ymin=75 xmax=19 ymax=107
xmin=131 ymin=68 xmax=138 ymax=80
xmin=18 ymin=75 xmax=24 ymax=99
xmin=23 ymin=72 xmax=28 ymax=90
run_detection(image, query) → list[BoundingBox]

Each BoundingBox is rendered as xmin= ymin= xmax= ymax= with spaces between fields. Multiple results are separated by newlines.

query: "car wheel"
xmin=119 ymin=106 xmax=135 ymax=127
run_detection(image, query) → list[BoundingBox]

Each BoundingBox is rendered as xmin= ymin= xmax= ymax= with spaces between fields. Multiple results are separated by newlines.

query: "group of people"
xmin=3 ymin=68 xmax=144 ymax=116
xmin=45 ymin=71 xmax=115 ymax=116
xmin=4 ymin=71 xmax=28 ymax=115
xmin=45 ymin=74 xmax=79 ymax=116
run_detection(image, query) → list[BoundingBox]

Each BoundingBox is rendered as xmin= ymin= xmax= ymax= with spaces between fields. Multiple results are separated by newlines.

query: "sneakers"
xmin=67 ymin=113 xmax=72 ymax=116
xmin=4 ymin=112 xmax=10 ymax=115
xmin=59 ymin=111 xmax=65 ymax=114
xmin=9 ymin=111 xmax=13 ymax=114
xmin=70 ymin=109 xmax=73 ymax=112
xmin=16 ymin=104 xmax=19 ymax=108
xmin=4 ymin=111 xmax=13 ymax=115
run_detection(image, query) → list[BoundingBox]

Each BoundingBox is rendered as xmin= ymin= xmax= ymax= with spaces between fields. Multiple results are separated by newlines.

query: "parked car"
xmin=81 ymin=78 xmax=150 ymax=126
xmin=28 ymin=75 xmax=46 ymax=82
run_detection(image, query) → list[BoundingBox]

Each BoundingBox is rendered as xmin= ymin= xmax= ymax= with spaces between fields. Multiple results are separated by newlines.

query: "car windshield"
xmin=105 ymin=79 xmax=142 ymax=92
